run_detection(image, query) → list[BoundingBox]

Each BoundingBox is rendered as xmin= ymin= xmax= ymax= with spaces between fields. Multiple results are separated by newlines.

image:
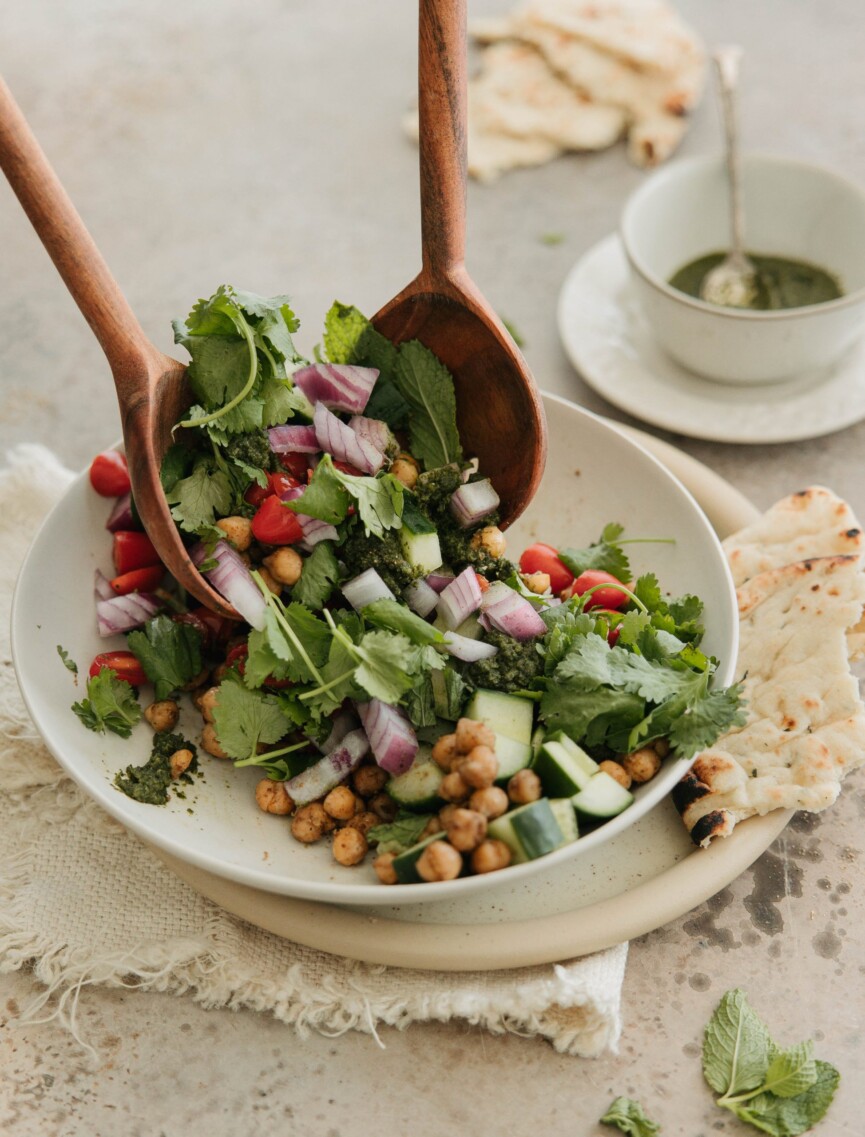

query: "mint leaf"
xmin=393 ymin=339 xmax=462 ymax=469
xmin=323 ymin=301 xmax=407 ymax=428
xmin=600 ymin=1096 xmax=661 ymax=1136
xmin=57 ymin=645 xmax=78 ymax=675
xmin=363 ymin=599 xmax=444 ymax=646
xmin=733 ymin=1060 xmax=839 ymax=1137
xmin=703 ymin=989 xmax=773 ymax=1098
xmin=127 ymin=615 xmax=203 ymax=701
xmin=293 ymin=541 xmax=340 ymax=610
xmin=165 ymin=457 xmax=234 ymax=534
xmin=368 ymin=809 xmax=434 ymax=854
xmin=762 ymin=1043 xmax=818 ymax=1099
xmin=72 ymin=669 xmax=142 ymax=739
xmin=211 ymin=676 xmax=294 ymax=761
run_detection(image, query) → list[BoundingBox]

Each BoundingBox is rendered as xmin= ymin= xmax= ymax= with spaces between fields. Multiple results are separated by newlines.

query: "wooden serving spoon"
xmin=0 ymin=76 xmax=239 ymax=618
xmin=373 ymin=0 xmax=547 ymax=526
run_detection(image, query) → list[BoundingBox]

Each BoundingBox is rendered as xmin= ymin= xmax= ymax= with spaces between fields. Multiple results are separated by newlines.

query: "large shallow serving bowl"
xmin=620 ymin=154 xmax=865 ymax=384
xmin=12 ymin=393 xmax=738 ymax=906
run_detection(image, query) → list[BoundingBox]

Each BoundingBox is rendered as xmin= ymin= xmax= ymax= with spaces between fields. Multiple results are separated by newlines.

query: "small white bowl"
xmin=620 ymin=154 xmax=865 ymax=384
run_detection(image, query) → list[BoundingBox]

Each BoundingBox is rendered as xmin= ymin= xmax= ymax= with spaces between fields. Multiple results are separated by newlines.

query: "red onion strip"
xmin=436 ymin=566 xmax=482 ymax=630
xmin=348 ymin=415 xmax=393 ymax=455
xmin=105 ymin=493 xmax=134 ymax=532
xmin=441 ymin=631 xmax=499 ymax=662
xmin=96 ymin=591 xmax=161 ymax=637
xmin=313 ymin=403 xmax=385 ymax=475
xmin=450 ymin=479 xmax=500 ymax=528
xmin=404 ymin=578 xmax=439 ymax=618
xmin=191 ymin=540 xmax=267 ymax=631
xmin=341 ymin=569 xmax=395 ymax=610
xmin=356 ymin=700 xmax=418 ymax=775
xmin=480 ymin=581 xmax=548 ymax=641
xmin=425 ymin=569 xmax=455 ymax=593
xmin=94 ymin=569 xmax=115 ymax=601
xmin=293 ymin=363 xmax=379 ymax=414
xmin=286 ymin=729 xmax=370 ymax=806
xmin=267 ymin=424 xmax=320 ymax=453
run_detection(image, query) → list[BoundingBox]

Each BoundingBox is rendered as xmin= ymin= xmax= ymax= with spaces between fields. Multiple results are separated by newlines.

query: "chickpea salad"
xmin=66 ymin=287 xmax=745 ymax=885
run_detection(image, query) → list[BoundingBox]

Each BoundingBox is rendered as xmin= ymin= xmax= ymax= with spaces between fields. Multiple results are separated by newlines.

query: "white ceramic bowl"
xmin=12 ymin=394 xmax=738 ymax=906
xmin=620 ymin=154 xmax=865 ymax=384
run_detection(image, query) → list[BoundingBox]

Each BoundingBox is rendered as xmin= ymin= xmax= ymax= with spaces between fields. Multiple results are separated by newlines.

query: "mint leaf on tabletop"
xmin=127 ymin=615 xmax=203 ymax=702
xmin=703 ymin=989 xmax=773 ymax=1097
xmin=393 ymin=339 xmax=463 ymax=469
xmin=72 ymin=669 xmax=142 ymax=739
xmin=733 ymin=1060 xmax=839 ymax=1136
xmin=600 ymin=1096 xmax=661 ymax=1136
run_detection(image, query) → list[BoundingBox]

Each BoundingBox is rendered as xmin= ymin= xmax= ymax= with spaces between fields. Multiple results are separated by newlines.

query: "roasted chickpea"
xmin=169 ymin=749 xmax=194 ymax=779
xmin=373 ymin=851 xmax=399 ymax=885
xmin=416 ymin=840 xmax=463 ymax=882
xmin=459 ymin=745 xmax=499 ymax=789
xmin=521 ymin=571 xmax=551 ymax=594
xmin=390 ymin=454 xmax=419 ymax=489
xmin=420 ymin=815 xmax=444 ymax=839
xmin=352 ymin=764 xmax=388 ymax=798
xmin=431 ymin=733 xmax=460 ymax=770
xmin=332 ymin=827 xmax=368 ymax=866
xmin=468 ymin=785 xmax=509 ymax=819
xmin=469 ymin=525 xmax=506 ymax=559
xmin=290 ymin=802 xmax=332 ymax=843
xmin=653 ymin=737 xmax=671 ymax=759
xmin=621 ymin=747 xmax=661 ymax=784
xmin=454 ymin=718 xmax=496 ymax=755
xmin=439 ymin=770 xmax=470 ymax=803
xmin=255 ymin=778 xmax=294 ymax=814
xmin=263 ymin=546 xmax=303 ymax=587
xmin=437 ymin=803 xmax=459 ymax=829
xmin=323 ymin=785 xmax=359 ymax=821
xmin=446 ymin=808 xmax=488 ymax=853
xmin=345 ymin=810 xmax=379 ymax=838
xmin=201 ymin=723 xmax=229 ymax=759
xmin=598 ymin=759 xmax=632 ymax=790
xmin=507 ymin=768 xmax=542 ymax=804
xmin=470 ymin=839 xmax=512 ymax=874
xmin=257 ymin=566 xmax=282 ymax=596
xmin=196 ymin=687 xmax=220 ymax=724
xmin=216 ymin=515 xmax=253 ymax=552
xmin=144 ymin=699 xmax=180 ymax=733
xmin=369 ymin=792 xmax=398 ymax=822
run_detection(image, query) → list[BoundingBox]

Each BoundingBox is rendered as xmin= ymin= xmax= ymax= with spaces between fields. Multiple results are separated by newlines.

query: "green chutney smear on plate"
xmin=669 ymin=252 xmax=842 ymax=310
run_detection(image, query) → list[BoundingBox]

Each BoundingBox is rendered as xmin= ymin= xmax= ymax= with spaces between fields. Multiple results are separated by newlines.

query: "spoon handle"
xmin=713 ymin=45 xmax=747 ymax=263
xmin=417 ymin=0 xmax=467 ymax=283
xmin=0 ymin=76 xmax=159 ymax=377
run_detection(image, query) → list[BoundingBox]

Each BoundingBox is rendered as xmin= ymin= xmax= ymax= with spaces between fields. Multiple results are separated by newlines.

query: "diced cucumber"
xmin=570 ymin=771 xmax=634 ymax=819
xmin=392 ymin=833 xmax=448 ymax=884
xmin=531 ymin=724 xmax=546 ymax=761
xmin=549 ymin=798 xmax=579 ymax=844
xmin=487 ymin=798 xmax=563 ymax=864
xmin=534 ymin=738 xmax=599 ymax=797
xmin=464 ymin=688 xmax=535 ymax=744
xmin=400 ymin=519 xmax=442 ymax=575
xmin=386 ymin=752 xmax=444 ymax=810
xmin=493 ymin=734 xmax=532 ymax=782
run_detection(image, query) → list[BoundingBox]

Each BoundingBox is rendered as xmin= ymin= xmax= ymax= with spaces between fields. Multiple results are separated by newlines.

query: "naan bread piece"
xmin=672 ymin=555 xmax=865 ymax=846
xmin=723 ymin=486 xmax=865 ymax=587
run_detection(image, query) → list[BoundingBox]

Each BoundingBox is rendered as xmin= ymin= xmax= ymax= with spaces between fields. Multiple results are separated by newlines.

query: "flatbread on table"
xmin=673 ymin=508 xmax=865 ymax=847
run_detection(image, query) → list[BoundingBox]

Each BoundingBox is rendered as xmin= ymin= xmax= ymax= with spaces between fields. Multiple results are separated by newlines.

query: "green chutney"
xmin=669 ymin=252 xmax=842 ymax=310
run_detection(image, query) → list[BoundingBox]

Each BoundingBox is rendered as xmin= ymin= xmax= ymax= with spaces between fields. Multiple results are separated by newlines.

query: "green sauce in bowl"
xmin=669 ymin=252 xmax=842 ymax=310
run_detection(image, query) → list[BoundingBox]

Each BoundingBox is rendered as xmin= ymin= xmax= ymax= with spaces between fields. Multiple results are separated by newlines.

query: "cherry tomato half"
xmin=567 ymin=569 xmax=630 ymax=611
xmin=89 ymin=450 xmax=131 ymax=498
xmin=518 ymin=543 xmax=574 ymax=595
xmin=225 ymin=643 xmax=249 ymax=674
xmin=332 ymin=460 xmax=364 ymax=477
xmin=250 ymin=495 xmax=304 ymax=545
xmin=89 ymin=651 xmax=147 ymax=687
xmin=112 ymin=530 xmax=161 ymax=574
xmin=277 ymin=451 xmax=311 ymax=481
xmin=474 ymin=573 xmax=490 ymax=593
xmin=110 ymin=565 xmax=165 ymax=595
xmin=244 ymin=471 xmax=301 ymax=509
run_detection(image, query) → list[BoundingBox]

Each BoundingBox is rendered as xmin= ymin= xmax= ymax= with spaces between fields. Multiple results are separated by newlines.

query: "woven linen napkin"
xmin=0 ymin=444 xmax=627 ymax=1062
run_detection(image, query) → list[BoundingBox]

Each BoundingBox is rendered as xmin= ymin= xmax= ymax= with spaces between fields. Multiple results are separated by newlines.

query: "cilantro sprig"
xmin=72 ymin=669 xmax=142 ymax=739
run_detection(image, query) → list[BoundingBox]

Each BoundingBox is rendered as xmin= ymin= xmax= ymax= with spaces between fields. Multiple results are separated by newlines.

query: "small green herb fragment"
xmin=500 ymin=317 xmax=525 ymax=347
xmin=703 ymin=989 xmax=840 ymax=1136
xmin=72 ymin=669 xmax=142 ymax=739
xmin=368 ymin=809 xmax=434 ymax=854
xmin=57 ymin=645 xmax=78 ymax=675
xmin=600 ymin=1096 xmax=661 ymax=1136
xmin=559 ymin=523 xmax=631 ymax=582
xmin=114 ymin=732 xmax=198 ymax=805
xmin=539 ymin=232 xmax=565 ymax=246
xmin=127 ymin=615 xmax=203 ymax=701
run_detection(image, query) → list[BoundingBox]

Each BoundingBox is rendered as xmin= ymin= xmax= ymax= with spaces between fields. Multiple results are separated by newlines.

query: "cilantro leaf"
xmin=57 ymin=645 xmax=78 ymax=675
xmin=211 ymin=676 xmax=295 ymax=761
xmin=559 ymin=529 xmax=630 ymax=581
xmin=352 ymin=630 xmax=426 ymax=703
xmin=72 ymin=669 xmax=142 ymax=739
xmin=292 ymin=541 xmax=340 ymax=610
xmin=393 ymin=339 xmax=463 ymax=469
xmin=165 ymin=457 xmax=234 ymax=534
xmin=600 ymin=1097 xmax=661 ymax=1136
xmin=333 ymin=464 xmax=404 ymax=539
xmin=368 ymin=809 xmax=434 ymax=854
xmin=258 ymin=601 xmax=331 ymax=685
xmin=363 ymin=599 xmax=444 ymax=646
xmin=127 ymin=615 xmax=203 ymax=701
xmin=666 ymin=681 xmax=747 ymax=757
xmin=288 ymin=454 xmax=351 ymax=524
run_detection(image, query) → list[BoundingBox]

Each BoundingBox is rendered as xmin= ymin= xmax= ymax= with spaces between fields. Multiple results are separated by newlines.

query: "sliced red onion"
xmin=480 ymin=581 xmax=548 ymax=641
xmin=404 ymin=578 xmax=439 ymax=618
xmin=341 ymin=568 xmax=395 ymax=611
xmin=460 ymin=458 xmax=479 ymax=483
xmin=313 ymin=403 xmax=385 ymax=475
xmin=277 ymin=484 xmax=305 ymax=504
xmin=96 ymin=591 xmax=161 ymax=637
xmin=441 ymin=631 xmax=499 ymax=662
xmin=348 ymin=415 xmax=394 ymax=456
xmin=436 ymin=566 xmax=482 ymax=630
xmin=293 ymin=363 xmax=379 ymax=414
xmin=299 ymin=517 xmax=339 ymax=550
xmin=286 ymin=729 xmax=370 ymax=806
xmin=450 ymin=479 xmax=500 ymax=528
xmin=356 ymin=700 xmax=418 ymax=775
xmin=425 ymin=569 xmax=455 ymax=593
xmin=191 ymin=540 xmax=267 ymax=631
xmin=317 ymin=708 xmax=358 ymax=754
xmin=105 ymin=493 xmax=134 ymax=532
xmin=267 ymin=424 xmax=320 ymax=454
xmin=94 ymin=568 xmax=115 ymax=601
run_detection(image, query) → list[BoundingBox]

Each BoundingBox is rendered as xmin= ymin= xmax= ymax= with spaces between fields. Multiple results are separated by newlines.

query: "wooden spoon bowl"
xmin=374 ymin=0 xmax=546 ymax=526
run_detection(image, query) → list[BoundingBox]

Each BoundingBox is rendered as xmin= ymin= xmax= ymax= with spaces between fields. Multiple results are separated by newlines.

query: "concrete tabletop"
xmin=1 ymin=1 xmax=863 ymax=1133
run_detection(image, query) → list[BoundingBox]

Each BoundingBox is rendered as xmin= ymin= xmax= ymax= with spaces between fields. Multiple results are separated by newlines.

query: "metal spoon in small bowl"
xmin=700 ymin=46 xmax=760 ymax=309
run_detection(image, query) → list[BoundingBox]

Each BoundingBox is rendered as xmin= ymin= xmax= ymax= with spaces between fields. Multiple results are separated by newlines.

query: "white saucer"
xmin=557 ymin=234 xmax=865 ymax=444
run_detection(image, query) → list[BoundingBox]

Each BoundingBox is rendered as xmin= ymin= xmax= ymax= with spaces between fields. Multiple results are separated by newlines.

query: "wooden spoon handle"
xmin=417 ymin=0 xmax=467 ymax=284
xmin=0 ymin=76 xmax=157 ymax=377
